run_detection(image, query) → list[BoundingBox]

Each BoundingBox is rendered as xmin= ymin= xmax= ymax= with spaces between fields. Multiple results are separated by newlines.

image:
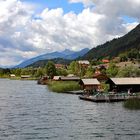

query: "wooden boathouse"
xmin=53 ymin=76 xmax=80 ymax=81
xmin=107 ymin=78 xmax=140 ymax=92
xmin=79 ymin=79 xmax=100 ymax=93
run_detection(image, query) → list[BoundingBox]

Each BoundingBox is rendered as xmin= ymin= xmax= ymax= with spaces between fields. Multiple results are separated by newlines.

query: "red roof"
xmin=102 ymin=59 xmax=110 ymax=63
xmin=55 ymin=64 xmax=64 ymax=68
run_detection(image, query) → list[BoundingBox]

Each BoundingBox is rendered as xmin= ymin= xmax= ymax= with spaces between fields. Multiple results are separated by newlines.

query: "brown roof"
xmin=111 ymin=78 xmax=140 ymax=85
xmin=81 ymin=79 xmax=100 ymax=85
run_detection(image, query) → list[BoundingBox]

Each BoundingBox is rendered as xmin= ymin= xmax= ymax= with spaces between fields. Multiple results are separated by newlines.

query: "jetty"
xmin=79 ymin=92 xmax=132 ymax=102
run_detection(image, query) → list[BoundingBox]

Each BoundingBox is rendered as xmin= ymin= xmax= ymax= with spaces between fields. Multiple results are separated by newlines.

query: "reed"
xmin=123 ymin=98 xmax=140 ymax=110
xmin=48 ymin=81 xmax=81 ymax=93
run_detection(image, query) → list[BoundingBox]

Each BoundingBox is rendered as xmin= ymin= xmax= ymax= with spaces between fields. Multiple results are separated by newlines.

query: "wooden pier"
xmin=79 ymin=93 xmax=129 ymax=102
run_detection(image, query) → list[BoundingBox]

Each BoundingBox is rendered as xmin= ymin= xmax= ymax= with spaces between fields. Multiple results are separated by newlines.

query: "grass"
xmin=48 ymin=81 xmax=81 ymax=93
xmin=123 ymin=98 xmax=140 ymax=110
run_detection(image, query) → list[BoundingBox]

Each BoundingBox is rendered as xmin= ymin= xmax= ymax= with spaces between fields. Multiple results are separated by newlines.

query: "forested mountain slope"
xmin=83 ymin=24 xmax=140 ymax=59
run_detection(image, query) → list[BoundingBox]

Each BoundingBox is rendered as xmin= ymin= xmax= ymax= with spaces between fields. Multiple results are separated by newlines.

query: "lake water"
xmin=0 ymin=79 xmax=140 ymax=140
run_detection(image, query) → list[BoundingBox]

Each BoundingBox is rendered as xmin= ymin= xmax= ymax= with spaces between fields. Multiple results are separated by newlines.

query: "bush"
xmin=123 ymin=98 xmax=140 ymax=110
xmin=48 ymin=81 xmax=81 ymax=93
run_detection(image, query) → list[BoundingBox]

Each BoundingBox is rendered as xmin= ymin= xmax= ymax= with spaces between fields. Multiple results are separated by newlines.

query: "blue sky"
xmin=0 ymin=0 xmax=139 ymax=67
xmin=122 ymin=16 xmax=137 ymax=24
xmin=22 ymin=0 xmax=84 ymax=14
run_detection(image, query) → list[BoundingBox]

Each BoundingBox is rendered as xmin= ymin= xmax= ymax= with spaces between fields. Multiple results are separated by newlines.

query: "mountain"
xmin=15 ymin=48 xmax=89 ymax=68
xmin=27 ymin=58 xmax=72 ymax=68
xmin=66 ymin=48 xmax=89 ymax=59
xmin=82 ymin=24 xmax=140 ymax=60
xmin=61 ymin=49 xmax=75 ymax=56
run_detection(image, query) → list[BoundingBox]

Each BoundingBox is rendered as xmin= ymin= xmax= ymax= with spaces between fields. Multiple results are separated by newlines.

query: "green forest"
xmin=82 ymin=24 xmax=140 ymax=60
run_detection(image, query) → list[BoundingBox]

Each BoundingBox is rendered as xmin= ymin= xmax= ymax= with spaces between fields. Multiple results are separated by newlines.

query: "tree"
xmin=45 ymin=61 xmax=56 ymax=79
xmin=85 ymin=65 xmax=95 ymax=78
xmin=106 ymin=63 xmax=118 ymax=77
xmin=56 ymin=68 xmax=68 ymax=76
xmin=119 ymin=53 xmax=128 ymax=62
xmin=21 ymin=68 xmax=31 ymax=75
xmin=35 ymin=68 xmax=44 ymax=78
xmin=14 ymin=69 xmax=21 ymax=76
xmin=117 ymin=66 xmax=140 ymax=77
xmin=68 ymin=61 xmax=79 ymax=76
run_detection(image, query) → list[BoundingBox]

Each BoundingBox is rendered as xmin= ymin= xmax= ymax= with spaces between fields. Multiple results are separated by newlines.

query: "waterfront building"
xmin=107 ymin=78 xmax=140 ymax=92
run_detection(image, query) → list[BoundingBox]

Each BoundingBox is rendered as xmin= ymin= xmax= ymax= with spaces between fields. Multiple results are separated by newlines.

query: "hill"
xmin=27 ymin=58 xmax=72 ymax=68
xmin=82 ymin=24 xmax=140 ymax=59
xmin=15 ymin=48 xmax=89 ymax=68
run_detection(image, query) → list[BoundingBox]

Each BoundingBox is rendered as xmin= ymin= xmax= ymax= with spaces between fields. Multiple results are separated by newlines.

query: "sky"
xmin=0 ymin=0 xmax=139 ymax=67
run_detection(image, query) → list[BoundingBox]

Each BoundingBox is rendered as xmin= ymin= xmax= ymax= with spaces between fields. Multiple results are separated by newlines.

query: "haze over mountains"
xmin=15 ymin=48 xmax=89 ymax=68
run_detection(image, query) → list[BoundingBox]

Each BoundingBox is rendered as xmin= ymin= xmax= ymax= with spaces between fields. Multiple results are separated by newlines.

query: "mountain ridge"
xmin=82 ymin=24 xmax=140 ymax=59
xmin=15 ymin=48 xmax=89 ymax=68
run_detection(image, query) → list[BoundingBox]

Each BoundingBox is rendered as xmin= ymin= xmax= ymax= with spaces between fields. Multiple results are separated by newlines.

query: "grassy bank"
xmin=123 ymin=98 xmax=140 ymax=110
xmin=48 ymin=81 xmax=81 ymax=93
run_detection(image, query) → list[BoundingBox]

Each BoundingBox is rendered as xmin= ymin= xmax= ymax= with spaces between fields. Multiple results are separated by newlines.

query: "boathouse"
xmin=107 ymin=78 xmax=140 ymax=92
xmin=61 ymin=76 xmax=80 ymax=81
xmin=79 ymin=79 xmax=100 ymax=92
xmin=53 ymin=76 xmax=80 ymax=81
xmin=10 ymin=74 xmax=16 ymax=78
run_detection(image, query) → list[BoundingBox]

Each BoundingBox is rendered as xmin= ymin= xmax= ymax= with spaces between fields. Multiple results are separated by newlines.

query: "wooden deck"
xmin=79 ymin=93 xmax=128 ymax=102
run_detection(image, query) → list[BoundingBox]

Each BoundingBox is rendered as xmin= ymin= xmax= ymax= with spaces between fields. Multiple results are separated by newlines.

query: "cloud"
xmin=0 ymin=0 xmax=139 ymax=67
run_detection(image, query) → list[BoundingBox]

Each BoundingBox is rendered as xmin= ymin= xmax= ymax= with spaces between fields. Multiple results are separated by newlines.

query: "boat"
xmin=79 ymin=92 xmax=128 ymax=102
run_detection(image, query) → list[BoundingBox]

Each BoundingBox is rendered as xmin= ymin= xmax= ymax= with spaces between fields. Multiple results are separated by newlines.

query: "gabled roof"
xmin=21 ymin=75 xmax=31 ymax=78
xmin=53 ymin=76 xmax=80 ymax=81
xmin=111 ymin=78 xmax=140 ymax=85
xmin=10 ymin=74 xmax=16 ymax=77
xmin=53 ymin=76 xmax=61 ymax=80
xmin=61 ymin=76 xmax=80 ymax=81
xmin=78 ymin=60 xmax=90 ymax=65
xmin=81 ymin=79 xmax=100 ymax=85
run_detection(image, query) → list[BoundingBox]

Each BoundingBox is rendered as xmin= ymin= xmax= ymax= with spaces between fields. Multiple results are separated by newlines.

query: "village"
xmin=35 ymin=59 xmax=140 ymax=103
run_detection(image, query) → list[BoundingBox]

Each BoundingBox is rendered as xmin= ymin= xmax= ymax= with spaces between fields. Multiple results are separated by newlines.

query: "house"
xmin=79 ymin=78 xmax=100 ymax=92
xmin=67 ymin=74 xmax=75 ymax=77
xmin=21 ymin=75 xmax=31 ymax=79
xmin=78 ymin=60 xmax=90 ymax=68
xmin=10 ymin=74 xmax=16 ymax=78
xmin=106 ymin=78 xmax=140 ymax=92
xmin=55 ymin=64 xmax=66 ymax=69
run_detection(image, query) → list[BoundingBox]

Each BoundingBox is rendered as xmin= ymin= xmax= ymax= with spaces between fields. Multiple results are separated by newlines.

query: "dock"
xmin=79 ymin=93 xmax=128 ymax=102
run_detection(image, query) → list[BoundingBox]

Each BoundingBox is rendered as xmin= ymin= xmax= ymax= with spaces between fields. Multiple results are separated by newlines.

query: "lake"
xmin=0 ymin=79 xmax=140 ymax=140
